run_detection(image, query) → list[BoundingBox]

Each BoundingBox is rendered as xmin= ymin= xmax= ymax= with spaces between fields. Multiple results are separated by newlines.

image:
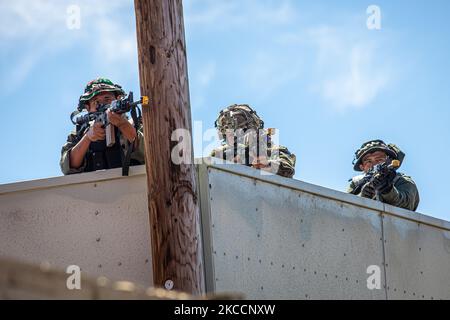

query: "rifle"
xmin=221 ymin=128 xmax=274 ymax=166
xmin=245 ymin=128 xmax=275 ymax=167
xmin=71 ymin=92 xmax=148 ymax=147
xmin=70 ymin=92 xmax=149 ymax=176
xmin=351 ymin=158 xmax=401 ymax=197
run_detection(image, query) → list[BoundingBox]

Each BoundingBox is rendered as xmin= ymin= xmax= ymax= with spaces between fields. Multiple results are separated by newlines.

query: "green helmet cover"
xmin=78 ymin=78 xmax=125 ymax=110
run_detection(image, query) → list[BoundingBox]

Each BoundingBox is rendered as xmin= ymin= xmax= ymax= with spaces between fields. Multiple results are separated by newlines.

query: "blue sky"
xmin=1 ymin=0 xmax=449 ymax=221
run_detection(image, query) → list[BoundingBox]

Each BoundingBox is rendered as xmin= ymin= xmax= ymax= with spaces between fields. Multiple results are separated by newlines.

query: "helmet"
xmin=352 ymin=139 xmax=399 ymax=171
xmin=78 ymin=78 xmax=125 ymax=111
xmin=214 ymin=104 xmax=264 ymax=136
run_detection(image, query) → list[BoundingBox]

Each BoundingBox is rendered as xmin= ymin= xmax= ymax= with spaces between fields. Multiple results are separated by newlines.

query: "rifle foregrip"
xmin=106 ymin=124 xmax=115 ymax=147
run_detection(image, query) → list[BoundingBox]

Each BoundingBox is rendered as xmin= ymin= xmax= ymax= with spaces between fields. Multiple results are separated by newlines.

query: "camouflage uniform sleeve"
xmin=129 ymin=123 xmax=145 ymax=164
xmin=118 ymin=117 xmax=145 ymax=165
xmin=380 ymin=174 xmax=420 ymax=211
xmin=268 ymin=145 xmax=296 ymax=178
xmin=347 ymin=175 xmax=365 ymax=194
xmin=60 ymin=131 xmax=88 ymax=175
xmin=210 ymin=146 xmax=224 ymax=158
xmin=347 ymin=180 xmax=357 ymax=194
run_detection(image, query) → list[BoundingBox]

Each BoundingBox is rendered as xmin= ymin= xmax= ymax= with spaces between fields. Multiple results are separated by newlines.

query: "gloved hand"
xmin=360 ymin=182 xmax=376 ymax=199
xmin=372 ymin=169 xmax=396 ymax=194
xmin=86 ymin=122 xmax=106 ymax=142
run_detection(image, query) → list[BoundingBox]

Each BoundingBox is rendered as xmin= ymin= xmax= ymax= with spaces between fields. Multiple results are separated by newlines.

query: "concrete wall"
xmin=1 ymin=159 xmax=449 ymax=299
xmin=0 ymin=166 xmax=153 ymax=287
xmin=198 ymin=159 xmax=450 ymax=300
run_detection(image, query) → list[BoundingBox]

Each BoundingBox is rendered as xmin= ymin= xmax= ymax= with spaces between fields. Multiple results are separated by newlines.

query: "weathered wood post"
xmin=134 ymin=0 xmax=205 ymax=294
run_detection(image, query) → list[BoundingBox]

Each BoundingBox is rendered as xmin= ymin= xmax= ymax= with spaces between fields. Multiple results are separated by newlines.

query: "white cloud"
xmin=241 ymin=52 xmax=301 ymax=100
xmin=185 ymin=0 xmax=296 ymax=31
xmin=184 ymin=0 xmax=303 ymax=104
xmin=0 ymin=1 xmax=64 ymax=39
xmin=93 ymin=18 xmax=137 ymax=64
xmin=1 ymin=0 xmax=393 ymax=111
xmin=252 ymin=1 xmax=296 ymax=24
xmin=5 ymin=51 xmax=39 ymax=93
xmin=185 ymin=1 xmax=392 ymax=111
xmin=307 ymin=26 xmax=390 ymax=111
xmin=321 ymin=46 xmax=388 ymax=110
xmin=0 ymin=2 xmax=72 ymax=94
xmin=0 ymin=0 xmax=136 ymax=93
xmin=185 ymin=1 xmax=237 ymax=27
xmin=0 ymin=0 xmax=128 ymax=39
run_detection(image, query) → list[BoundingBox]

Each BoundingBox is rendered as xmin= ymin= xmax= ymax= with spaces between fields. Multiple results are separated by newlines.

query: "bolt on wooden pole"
xmin=134 ymin=0 xmax=205 ymax=295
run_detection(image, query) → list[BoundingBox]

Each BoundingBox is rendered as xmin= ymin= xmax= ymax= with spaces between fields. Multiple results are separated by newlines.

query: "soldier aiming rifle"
xmin=60 ymin=78 xmax=147 ymax=176
xmin=348 ymin=140 xmax=420 ymax=211
xmin=211 ymin=104 xmax=296 ymax=178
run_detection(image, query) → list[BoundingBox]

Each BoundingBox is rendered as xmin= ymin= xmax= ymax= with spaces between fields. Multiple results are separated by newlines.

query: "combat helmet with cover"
xmin=352 ymin=139 xmax=405 ymax=171
xmin=214 ymin=104 xmax=264 ymax=138
xmin=78 ymin=78 xmax=125 ymax=111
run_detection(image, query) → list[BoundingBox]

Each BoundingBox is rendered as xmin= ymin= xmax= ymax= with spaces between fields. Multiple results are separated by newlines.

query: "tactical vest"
xmin=75 ymin=113 xmax=142 ymax=175
xmin=84 ymin=128 xmax=123 ymax=172
xmin=84 ymin=129 xmax=142 ymax=173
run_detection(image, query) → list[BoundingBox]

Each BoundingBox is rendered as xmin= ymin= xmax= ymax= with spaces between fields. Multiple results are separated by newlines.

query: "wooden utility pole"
xmin=134 ymin=0 xmax=205 ymax=294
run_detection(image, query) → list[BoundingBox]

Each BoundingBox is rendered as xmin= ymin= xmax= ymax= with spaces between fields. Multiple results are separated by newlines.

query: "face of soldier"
xmin=87 ymin=92 xmax=117 ymax=112
xmin=359 ymin=151 xmax=388 ymax=172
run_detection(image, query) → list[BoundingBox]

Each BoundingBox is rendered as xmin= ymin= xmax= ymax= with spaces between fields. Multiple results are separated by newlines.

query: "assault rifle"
xmin=70 ymin=92 xmax=148 ymax=176
xmin=71 ymin=92 xmax=148 ymax=147
xmin=220 ymin=128 xmax=275 ymax=166
xmin=245 ymin=128 xmax=275 ymax=167
xmin=351 ymin=158 xmax=401 ymax=197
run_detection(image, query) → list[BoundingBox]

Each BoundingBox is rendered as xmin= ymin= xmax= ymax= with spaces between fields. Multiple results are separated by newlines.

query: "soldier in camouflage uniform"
xmin=347 ymin=139 xmax=420 ymax=211
xmin=60 ymin=78 xmax=145 ymax=175
xmin=211 ymin=104 xmax=296 ymax=178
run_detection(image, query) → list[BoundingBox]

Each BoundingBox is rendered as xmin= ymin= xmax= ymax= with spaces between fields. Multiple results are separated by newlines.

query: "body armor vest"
xmin=85 ymin=128 xmax=123 ymax=172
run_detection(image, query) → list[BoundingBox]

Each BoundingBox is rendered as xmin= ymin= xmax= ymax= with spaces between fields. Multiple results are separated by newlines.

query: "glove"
xmin=360 ymin=182 xmax=376 ymax=199
xmin=372 ymin=169 xmax=396 ymax=194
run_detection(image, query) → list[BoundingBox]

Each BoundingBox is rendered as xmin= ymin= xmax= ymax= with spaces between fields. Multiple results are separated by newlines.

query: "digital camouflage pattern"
xmin=267 ymin=145 xmax=296 ymax=178
xmin=60 ymin=119 xmax=145 ymax=175
xmin=348 ymin=140 xmax=420 ymax=211
xmin=211 ymin=104 xmax=296 ymax=179
xmin=210 ymin=143 xmax=296 ymax=178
